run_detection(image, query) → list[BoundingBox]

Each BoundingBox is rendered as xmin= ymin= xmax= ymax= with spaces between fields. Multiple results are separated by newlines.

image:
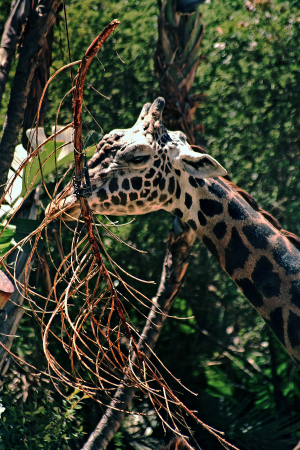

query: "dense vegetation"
xmin=0 ymin=0 xmax=300 ymax=449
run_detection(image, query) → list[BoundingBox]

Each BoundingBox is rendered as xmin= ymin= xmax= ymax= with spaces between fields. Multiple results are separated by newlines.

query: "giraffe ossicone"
xmin=48 ymin=97 xmax=300 ymax=364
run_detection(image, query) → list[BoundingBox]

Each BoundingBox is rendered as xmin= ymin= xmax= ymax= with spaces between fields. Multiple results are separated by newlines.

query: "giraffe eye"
xmin=128 ymin=155 xmax=150 ymax=164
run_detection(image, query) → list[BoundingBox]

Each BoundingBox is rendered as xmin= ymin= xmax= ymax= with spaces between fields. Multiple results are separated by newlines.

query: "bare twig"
xmin=81 ymin=222 xmax=196 ymax=450
xmin=39 ymin=248 xmax=52 ymax=296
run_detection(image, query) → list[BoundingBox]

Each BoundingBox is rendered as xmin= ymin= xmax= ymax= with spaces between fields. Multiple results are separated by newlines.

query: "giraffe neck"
xmin=170 ymin=175 xmax=300 ymax=363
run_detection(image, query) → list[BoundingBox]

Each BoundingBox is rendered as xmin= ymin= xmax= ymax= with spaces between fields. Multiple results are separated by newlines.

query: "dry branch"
xmin=64 ymin=22 xmax=240 ymax=449
xmin=72 ymin=19 xmax=148 ymax=361
xmin=0 ymin=0 xmax=60 ymax=372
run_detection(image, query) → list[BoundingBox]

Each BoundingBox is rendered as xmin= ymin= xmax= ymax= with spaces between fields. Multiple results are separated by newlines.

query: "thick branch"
xmin=0 ymin=0 xmax=61 ymax=198
xmin=72 ymin=20 xmax=145 ymax=361
xmin=81 ymin=221 xmax=196 ymax=450
xmin=0 ymin=0 xmax=31 ymax=106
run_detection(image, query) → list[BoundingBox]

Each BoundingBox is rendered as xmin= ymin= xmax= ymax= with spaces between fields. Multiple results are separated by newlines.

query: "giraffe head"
xmin=48 ymin=98 xmax=227 ymax=221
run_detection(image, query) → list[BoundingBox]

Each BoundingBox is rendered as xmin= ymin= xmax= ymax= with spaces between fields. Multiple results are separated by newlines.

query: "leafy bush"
xmin=0 ymin=379 xmax=84 ymax=450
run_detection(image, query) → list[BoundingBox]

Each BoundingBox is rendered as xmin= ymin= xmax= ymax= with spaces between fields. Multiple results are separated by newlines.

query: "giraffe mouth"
xmin=45 ymin=193 xmax=81 ymax=222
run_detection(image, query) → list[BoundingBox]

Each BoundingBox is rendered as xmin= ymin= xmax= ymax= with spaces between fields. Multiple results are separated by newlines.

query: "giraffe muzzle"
xmin=45 ymin=192 xmax=81 ymax=222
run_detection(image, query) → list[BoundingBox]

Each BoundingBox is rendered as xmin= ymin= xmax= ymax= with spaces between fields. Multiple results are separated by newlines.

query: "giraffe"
xmin=47 ymin=97 xmax=300 ymax=364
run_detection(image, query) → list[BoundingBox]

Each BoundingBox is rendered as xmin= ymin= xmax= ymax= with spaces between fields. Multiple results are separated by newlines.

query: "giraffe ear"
xmin=179 ymin=153 xmax=227 ymax=178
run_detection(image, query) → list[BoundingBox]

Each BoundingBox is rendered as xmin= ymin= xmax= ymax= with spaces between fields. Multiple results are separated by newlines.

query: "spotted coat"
xmin=49 ymin=98 xmax=300 ymax=364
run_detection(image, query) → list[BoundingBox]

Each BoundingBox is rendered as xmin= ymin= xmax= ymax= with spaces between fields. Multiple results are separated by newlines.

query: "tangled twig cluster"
xmin=0 ymin=21 xmax=240 ymax=450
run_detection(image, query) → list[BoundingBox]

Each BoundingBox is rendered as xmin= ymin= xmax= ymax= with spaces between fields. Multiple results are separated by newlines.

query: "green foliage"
xmin=195 ymin=0 xmax=300 ymax=235
xmin=21 ymin=141 xmax=97 ymax=196
xmin=0 ymin=0 xmax=17 ymax=129
xmin=221 ymin=398 xmax=300 ymax=450
xmin=0 ymin=219 xmax=44 ymax=259
xmin=0 ymin=222 xmax=15 ymax=257
xmin=21 ymin=141 xmax=64 ymax=196
xmin=0 ymin=0 xmax=11 ymax=35
xmin=46 ymin=0 xmax=159 ymax=137
xmin=158 ymin=0 xmax=203 ymax=85
xmin=0 ymin=385 xmax=85 ymax=450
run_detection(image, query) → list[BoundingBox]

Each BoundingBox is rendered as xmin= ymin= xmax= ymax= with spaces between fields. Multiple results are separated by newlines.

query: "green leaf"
xmin=182 ymin=13 xmax=203 ymax=59
xmin=0 ymin=223 xmax=16 ymax=257
xmin=21 ymin=142 xmax=96 ymax=196
xmin=205 ymin=366 xmax=234 ymax=398
xmin=0 ymin=219 xmax=44 ymax=257
xmin=33 ymin=406 xmax=46 ymax=415
xmin=165 ymin=0 xmax=177 ymax=27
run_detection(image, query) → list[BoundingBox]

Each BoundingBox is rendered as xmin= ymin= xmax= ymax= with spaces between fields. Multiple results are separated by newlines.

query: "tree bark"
xmin=0 ymin=0 xmax=58 ymax=374
xmin=81 ymin=220 xmax=196 ymax=450
xmin=0 ymin=0 xmax=61 ymax=199
xmin=154 ymin=0 xmax=205 ymax=144
xmin=0 ymin=0 xmax=31 ymax=107
xmin=22 ymin=28 xmax=53 ymax=149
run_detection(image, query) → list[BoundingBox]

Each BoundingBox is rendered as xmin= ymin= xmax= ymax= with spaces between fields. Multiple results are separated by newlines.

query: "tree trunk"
xmin=81 ymin=222 xmax=196 ymax=450
xmin=0 ymin=0 xmax=61 ymax=199
xmin=22 ymin=23 xmax=53 ymax=149
xmin=0 ymin=0 xmax=31 ymax=107
xmin=0 ymin=0 xmax=58 ymax=373
xmin=154 ymin=0 xmax=205 ymax=144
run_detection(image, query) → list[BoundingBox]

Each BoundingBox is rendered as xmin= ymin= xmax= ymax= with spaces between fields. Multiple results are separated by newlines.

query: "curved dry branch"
xmin=72 ymin=19 xmax=147 ymax=366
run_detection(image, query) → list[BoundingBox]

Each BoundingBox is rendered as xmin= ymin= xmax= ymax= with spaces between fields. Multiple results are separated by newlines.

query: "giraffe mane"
xmin=223 ymin=178 xmax=300 ymax=251
xmin=93 ymin=138 xmax=300 ymax=249
xmin=190 ymin=145 xmax=300 ymax=251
